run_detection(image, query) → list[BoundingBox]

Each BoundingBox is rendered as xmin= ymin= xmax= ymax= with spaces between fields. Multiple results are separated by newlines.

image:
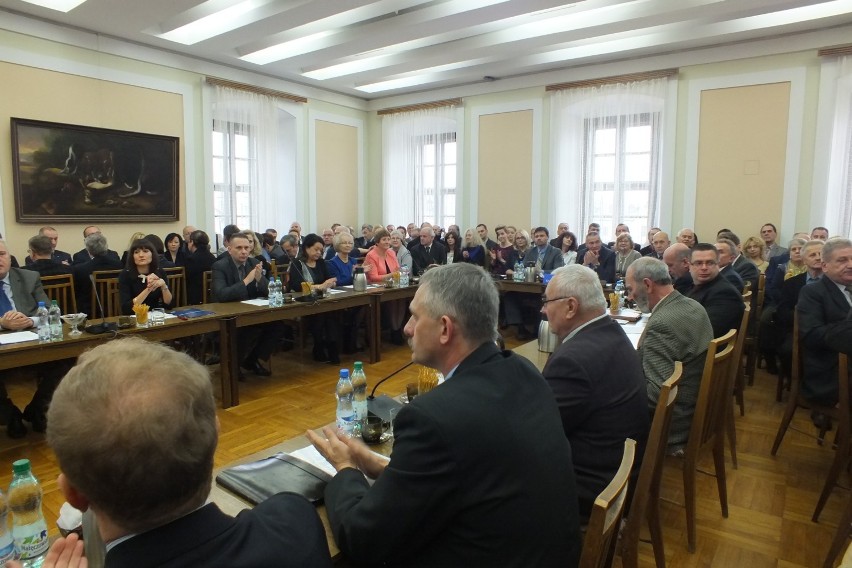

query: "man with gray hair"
xmin=541 ymin=264 xmax=649 ymax=519
xmin=409 ymin=225 xmax=447 ymax=275
xmin=626 ymin=257 xmax=714 ymax=453
xmin=45 ymin=338 xmax=331 ymax=567
xmin=308 ymin=263 xmax=580 ymax=566
xmin=72 ymin=232 xmax=123 ymax=318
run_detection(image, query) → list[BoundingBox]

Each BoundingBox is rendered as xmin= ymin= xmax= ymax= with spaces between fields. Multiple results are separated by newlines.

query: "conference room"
xmin=0 ymin=1 xmax=851 ymax=566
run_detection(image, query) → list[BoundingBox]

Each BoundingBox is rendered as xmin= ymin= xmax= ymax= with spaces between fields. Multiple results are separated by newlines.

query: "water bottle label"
xmin=15 ymin=528 xmax=48 ymax=559
xmin=0 ymin=540 xmax=14 ymax=563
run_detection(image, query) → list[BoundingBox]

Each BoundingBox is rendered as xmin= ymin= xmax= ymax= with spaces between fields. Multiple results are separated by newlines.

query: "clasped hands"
xmin=583 ymin=250 xmax=600 ymax=266
xmin=140 ymin=273 xmax=167 ymax=290
xmin=306 ymin=425 xmax=389 ymax=480
xmin=0 ymin=310 xmax=33 ymax=330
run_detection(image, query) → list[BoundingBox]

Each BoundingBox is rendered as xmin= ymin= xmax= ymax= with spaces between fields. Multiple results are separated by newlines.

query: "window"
xmin=212 ymin=121 xmax=254 ymax=237
xmin=583 ymin=114 xmax=657 ymax=241
xmin=416 ymin=134 xmax=457 ymax=228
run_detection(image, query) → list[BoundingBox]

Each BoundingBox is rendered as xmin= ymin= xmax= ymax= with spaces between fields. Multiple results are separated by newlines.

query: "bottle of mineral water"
xmin=273 ymin=277 xmax=283 ymax=307
xmin=35 ymin=303 xmax=49 ymax=343
xmin=48 ymin=300 xmax=62 ymax=341
xmin=268 ymin=277 xmax=279 ymax=307
xmin=351 ymin=361 xmax=368 ymax=424
xmin=513 ymin=261 xmax=524 ymax=282
xmin=336 ymin=369 xmax=355 ymax=436
xmin=9 ymin=459 xmax=48 ymax=568
xmin=0 ymin=485 xmax=15 ymax=566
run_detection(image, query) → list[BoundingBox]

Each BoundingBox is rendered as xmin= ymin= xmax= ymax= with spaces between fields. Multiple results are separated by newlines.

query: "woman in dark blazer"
xmin=118 ymin=239 xmax=173 ymax=315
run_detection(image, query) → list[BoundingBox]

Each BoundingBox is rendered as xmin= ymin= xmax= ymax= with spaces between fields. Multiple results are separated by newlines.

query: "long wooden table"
xmin=0 ymin=285 xmax=421 ymax=409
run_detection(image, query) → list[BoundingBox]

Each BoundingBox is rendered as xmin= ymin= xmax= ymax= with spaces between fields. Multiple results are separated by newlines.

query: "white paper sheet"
xmin=0 ymin=331 xmax=39 ymax=344
xmin=290 ymin=442 xmax=390 ymax=478
xmin=241 ymin=298 xmax=269 ymax=306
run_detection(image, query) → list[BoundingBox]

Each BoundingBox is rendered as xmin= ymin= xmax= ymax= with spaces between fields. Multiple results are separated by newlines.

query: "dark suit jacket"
xmin=21 ymin=259 xmax=71 ymax=278
xmin=212 ymin=256 xmax=268 ymax=302
xmin=543 ymin=317 xmax=649 ymax=519
xmin=720 ymin=265 xmax=745 ymax=292
xmin=24 ymin=250 xmax=72 ymax=266
xmin=4 ymin=268 xmax=49 ymax=318
xmin=798 ymin=277 xmax=852 ymax=405
xmin=523 ymin=244 xmax=565 ymax=272
xmin=184 ymin=249 xmax=216 ymax=305
xmin=687 ymin=274 xmax=745 ymax=339
xmin=409 ymin=241 xmax=448 ymax=276
xmin=324 ymin=342 xmax=581 ymax=567
xmin=72 ymin=254 xmax=124 ymax=317
xmin=673 ymin=272 xmax=694 ymax=295
xmin=72 ymin=248 xmax=120 ymax=266
xmin=581 ymin=246 xmax=616 ymax=283
xmin=105 ymin=495 xmax=332 ymax=568
xmin=764 ymin=253 xmax=790 ymax=305
xmin=733 ymin=255 xmax=759 ymax=293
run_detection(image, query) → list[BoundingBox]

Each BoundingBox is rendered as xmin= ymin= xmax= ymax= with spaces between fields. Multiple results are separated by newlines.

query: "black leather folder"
xmin=216 ymin=452 xmax=332 ymax=505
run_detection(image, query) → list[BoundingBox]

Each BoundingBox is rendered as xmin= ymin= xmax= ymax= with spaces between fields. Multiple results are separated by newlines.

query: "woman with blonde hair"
xmin=513 ymin=229 xmax=531 ymax=261
xmin=743 ymin=236 xmax=768 ymax=273
xmin=461 ymin=228 xmax=487 ymax=268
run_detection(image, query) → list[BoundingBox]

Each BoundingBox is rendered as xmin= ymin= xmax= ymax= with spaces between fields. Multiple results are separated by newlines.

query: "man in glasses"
xmin=540 ymin=264 xmax=648 ymax=520
xmin=686 ymin=243 xmax=744 ymax=339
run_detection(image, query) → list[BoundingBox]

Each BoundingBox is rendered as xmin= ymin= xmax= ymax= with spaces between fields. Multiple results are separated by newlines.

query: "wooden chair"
xmin=813 ymin=353 xmax=851 ymax=523
xmin=823 ymin=493 xmax=852 ymax=568
xmin=580 ymin=438 xmax=637 ymax=568
xmin=90 ymin=270 xmax=122 ymax=318
xmin=202 ymin=270 xmax=213 ymax=304
xmin=163 ymin=266 xmax=187 ymax=307
xmin=729 ymin=304 xmax=751 ymax=470
xmin=771 ymin=312 xmax=841 ymax=457
xmin=665 ymin=329 xmax=738 ymax=553
xmin=41 ymin=274 xmax=77 ymax=314
xmin=744 ymin=272 xmax=765 ymax=385
xmin=621 ymin=362 xmax=683 ymax=568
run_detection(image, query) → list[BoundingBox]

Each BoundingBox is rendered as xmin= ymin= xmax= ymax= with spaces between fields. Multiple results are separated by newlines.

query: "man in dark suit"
xmin=44 ymin=338 xmax=331 ymax=568
xmin=184 ymin=230 xmax=216 ymax=305
xmin=72 ymin=233 xmax=123 ymax=318
xmin=353 ymin=224 xmax=374 ymax=253
xmin=409 ymin=226 xmax=447 ymax=276
xmin=307 ymin=263 xmax=581 ymax=567
xmin=760 ymin=223 xmax=787 ymax=260
xmin=0 ymin=240 xmax=68 ymax=438
xmin=212 ymin=232 xmax=282 ymax=376
xmin=71 ymin=226 xmax=121 ymax=266
xmin=644 ymin=231 xmax=671 ymax=260
xmin=715 ymin=239 xmax=746 ymax=292
xmin=24 ymin=226 xmax=72 ymax=266
xmin=687 ymin=243 xmax=744 ymax=338
xmin=22 ymin=235 xmax=72 ymax=277
xmin=663 ymin=242 xmax=693 ymax=294
xmin=549 ymin=222 xmax=570 ymax=248
xmin=798 ymin=238 xmax=852 ymax=407
xmin=580 ymin=232 xmax=616 ymax=283
xmin=541 ymin=264 xmax=649 ymax=519
xmin=639 ymin=227 xmax=663 ymax=256
xmin=476 ymin=224 xmax=498 ymax=251
xmin=524 ymin=226 xmax=565 ymax=273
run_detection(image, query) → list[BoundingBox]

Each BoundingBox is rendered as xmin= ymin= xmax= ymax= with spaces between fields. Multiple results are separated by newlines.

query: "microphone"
xmin=367 ymin=361 xmax=413 ymax=422
xmin=85 ymin=274 xmax=117 ymax=334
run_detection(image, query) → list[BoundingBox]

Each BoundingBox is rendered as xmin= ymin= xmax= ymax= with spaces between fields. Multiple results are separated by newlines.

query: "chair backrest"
xmin=41 ymin=274 xmax=77 ymax=314
xmin=621 ymin=362 xmax=683 ymax=568
xmin=687 ymin=329 xmax=738 ymax=453
xmin=90 ymin=270 xmax=122 ymax=318
xmin=839 ymin=353 xmax=850 ymax=438
xmin=580 ymin=439 xmax=637 ymax=568
xmin=202 ymin=270 xmax=213 ymax=304
xmin=163 ymin=266 xmax=187 ymax=307
xmin=742 ymin=290 xmax=752 ymax=304
xmin=275 ymin=261 xmax=290 ymax=280
xmin=755 ymin=273 xmax=766 ymax=319
xmin=733 ymin=304 xmax=751 ymax=379
xmin=743 ymin=280 xmax=752 ymax=293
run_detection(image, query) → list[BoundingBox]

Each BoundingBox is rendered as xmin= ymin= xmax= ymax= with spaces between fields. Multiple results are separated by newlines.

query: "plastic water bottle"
xmin=0 ymin=486 xmax=15 ymax=565
xmin=9 ymin=459 xmax=48 ymax=568
xmin=48 ymin=300 xmax=62 ymax=341
xmin=336 ymin=369 xmax=355 ymax=436
xmin=513 ymin=261 xmax=524 ymax=282
xmin=268 ymin=277 xmax=279 ymax=307
xmin=274 ymin=277 xmax=283 ymax=307
xmin=351 ymin=361 xmax=368 ymax=424
xmin=35 ymin=302 xmax=49 ymax=343
xmin=399 ymin=265 xmax=410 ymax=287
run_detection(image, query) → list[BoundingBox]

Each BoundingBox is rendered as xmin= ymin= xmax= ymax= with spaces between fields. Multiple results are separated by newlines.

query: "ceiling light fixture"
xmin=18 ymin=0 xmax=86 ymax=12
xmin=240 ymin=31 xmax=335 ymax=65
xmin=158 ymin=0 xmax=265 ymax=45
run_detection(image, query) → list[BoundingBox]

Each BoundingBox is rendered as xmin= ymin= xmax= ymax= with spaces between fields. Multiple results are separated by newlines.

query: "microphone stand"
xmin=369 ymin=361 xmax=414 ymax=400
xmin=367 ymin=361 xmax=414 ymax=421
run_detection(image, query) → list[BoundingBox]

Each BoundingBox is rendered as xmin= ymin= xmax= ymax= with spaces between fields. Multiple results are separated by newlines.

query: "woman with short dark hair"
xmin=118 ymin=239 xmax=173 ymax=315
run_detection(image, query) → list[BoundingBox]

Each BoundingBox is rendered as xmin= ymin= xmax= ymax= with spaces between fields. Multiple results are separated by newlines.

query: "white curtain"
xmin=209 ymin=85 xmax=288 ymax=233
xmin=382 ymin=106 xmax=458 ymax=226
xmin=549 ymin=78 xmax=668 ymax=240
xmin=824 ymin=55 xmax=852 ymax=239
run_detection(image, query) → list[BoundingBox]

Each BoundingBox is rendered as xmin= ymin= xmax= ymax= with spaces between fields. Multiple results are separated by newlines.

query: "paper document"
xmin=241 ymin=299 xmax=269 ymax=306
xmin=0 ymin=331 xmax=39 ymax=344
xmin=325 ymin=289 xmax=346 ymax=295
xmin=290 ymin=444 xmax=389 ymax=478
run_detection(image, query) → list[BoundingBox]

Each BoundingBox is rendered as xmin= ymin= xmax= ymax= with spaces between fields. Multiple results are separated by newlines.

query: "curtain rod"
xmin=545 ymin=69 xmax=678 ymax=91
xmin=818 ymin=44 xmax=852 ymax=57
xmin=205 ymin=77 xmax=307 ymax=103
xmin=377 ymin=98 xmax=462 ymax=116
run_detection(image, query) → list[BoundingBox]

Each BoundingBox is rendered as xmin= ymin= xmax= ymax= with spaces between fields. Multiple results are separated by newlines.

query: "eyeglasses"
xmin=690 ymin=260 xmax=717 ymax=267
xmin=541 ymin=295 xmax=570 ymax=305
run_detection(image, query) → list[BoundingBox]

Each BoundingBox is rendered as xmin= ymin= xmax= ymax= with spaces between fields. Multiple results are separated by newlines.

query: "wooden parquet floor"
xmin=0 ymin=335 xmax=845 ymax=566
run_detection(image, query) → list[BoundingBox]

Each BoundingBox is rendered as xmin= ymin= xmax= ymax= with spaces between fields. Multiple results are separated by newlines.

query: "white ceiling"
xmin=2 ymin=0 xmax=852 ymax=100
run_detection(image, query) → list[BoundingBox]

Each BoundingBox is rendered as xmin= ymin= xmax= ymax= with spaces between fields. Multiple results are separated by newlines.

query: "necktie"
xmin=426 ymin=246 xmax=431 ymax=256
xmin=0 ymin=282 xmax=13 ymax=314
xmin=238 ymin=264 xmax=246 ymax=280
